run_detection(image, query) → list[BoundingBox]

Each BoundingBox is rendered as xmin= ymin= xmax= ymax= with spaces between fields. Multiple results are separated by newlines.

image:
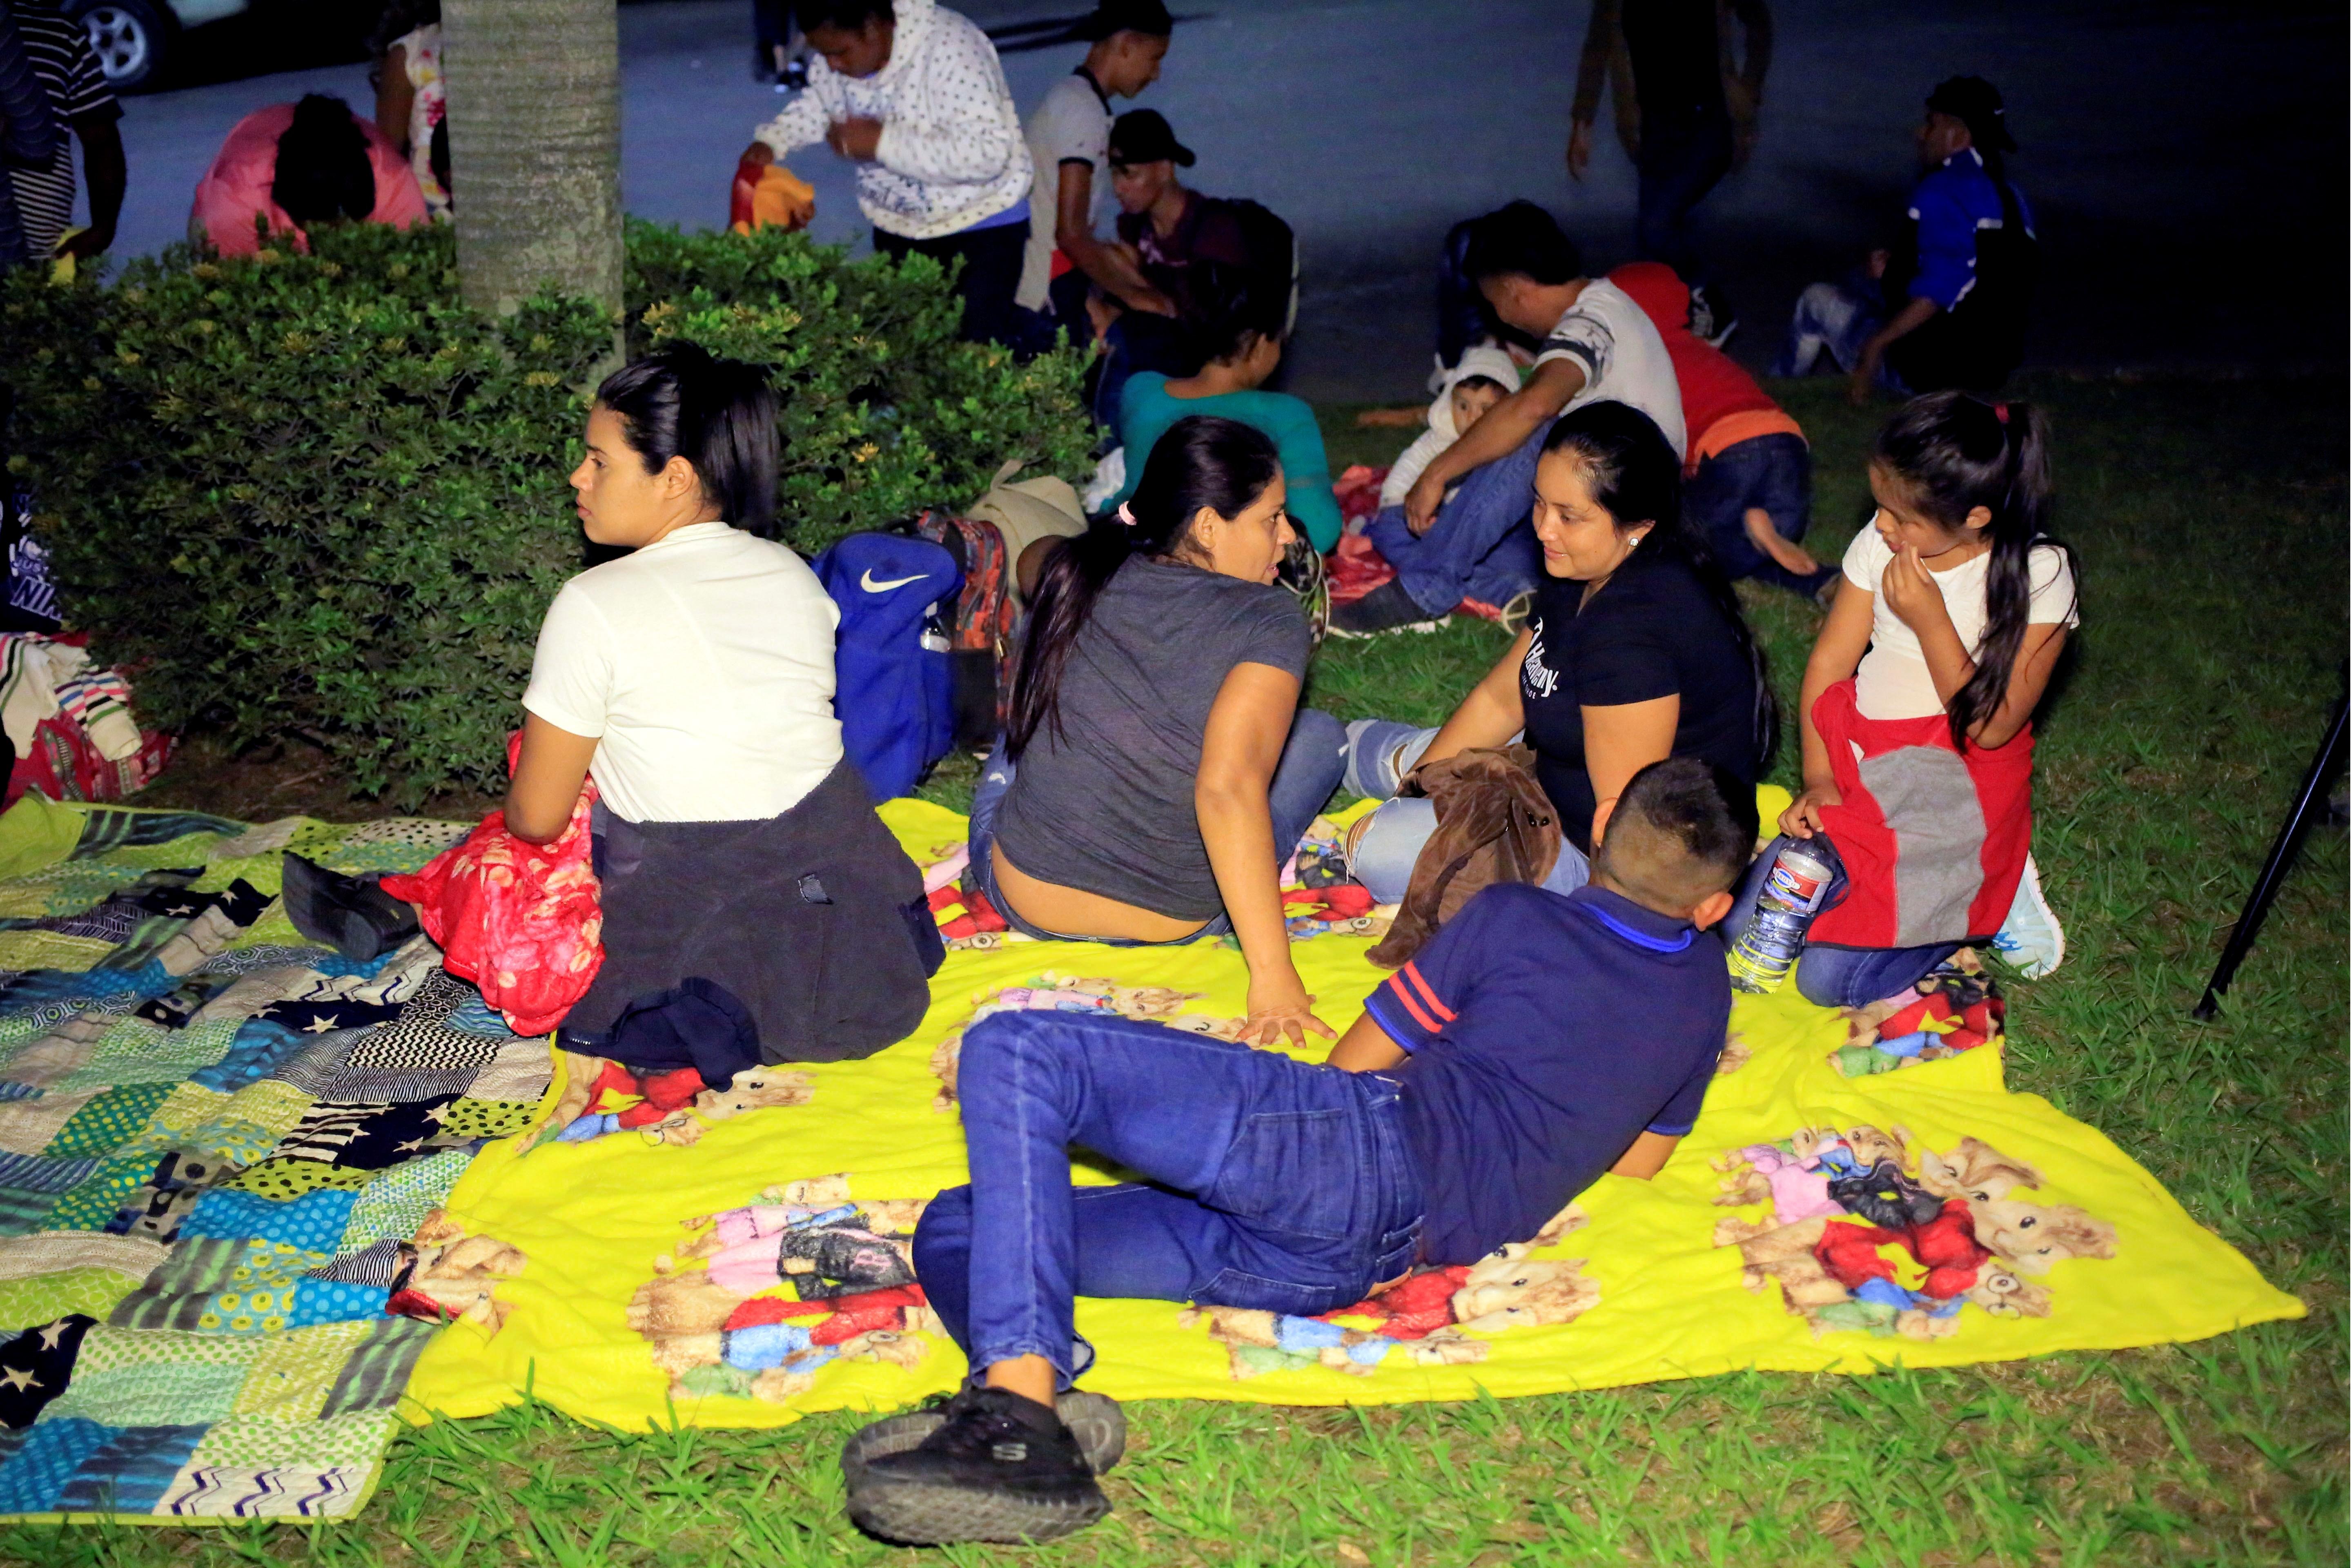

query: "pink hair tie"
xmin=1993 ymin=401 xmax=2010 ymax=424
xmin=1116 ymin=502 xmax=1138 ymax=527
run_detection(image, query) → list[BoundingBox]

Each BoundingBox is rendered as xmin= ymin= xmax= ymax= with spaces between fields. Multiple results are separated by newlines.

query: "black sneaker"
xmin=1328 ymin=580 xmax=1448 ymax=639
xmin=279 ymin=853 xmax=421 ymax=963
xmin=842 ymin=1388 xmax=1126 ymax=1481
xmin=1687 ymin=284 xmax=1741 ymax=349
xmin=845 ymin=1385 xmax=1111 ymax=1545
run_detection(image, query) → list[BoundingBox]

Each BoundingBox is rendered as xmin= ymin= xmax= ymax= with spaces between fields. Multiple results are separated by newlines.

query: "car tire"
xmin=67 ymin=0 xmax=174 ymax=93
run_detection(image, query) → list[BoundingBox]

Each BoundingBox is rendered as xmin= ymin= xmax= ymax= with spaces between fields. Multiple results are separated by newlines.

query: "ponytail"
xmin=1873 ymin=391 xmax=2076 ymax=749
xmin=595 ymin=344 xmax=781 ymax=536
xmin=1540 ymin=403 xmax=1779 ymax=774
xmin=1006 ymin=416 xmax=1282 ymax=758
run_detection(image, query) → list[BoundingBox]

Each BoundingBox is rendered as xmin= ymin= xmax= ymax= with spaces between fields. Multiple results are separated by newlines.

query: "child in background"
xmin=843 ymin=757 xmax=1754 ymax=1545
xmin=1376 ymin=345 xmax=1521 ymax=511
xmin=1609 ymin=261 xmax=1838 ymax=601
xmin=1726 ymin=391 xmax=2078 ymax=1003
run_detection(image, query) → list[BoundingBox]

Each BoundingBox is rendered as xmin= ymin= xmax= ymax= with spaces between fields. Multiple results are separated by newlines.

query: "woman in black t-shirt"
xmin=1342 ymin=402 xmax=1774 ymax=901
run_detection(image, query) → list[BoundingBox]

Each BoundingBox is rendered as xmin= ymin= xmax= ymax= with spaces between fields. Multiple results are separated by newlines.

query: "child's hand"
xmin=1782 ymin=782 xmax=1842 ymax=838
xmin=1880 ymin=543 xmax=1952 ymax=636
xmin=1241 ymin=971 xmax=1335 ymax=1049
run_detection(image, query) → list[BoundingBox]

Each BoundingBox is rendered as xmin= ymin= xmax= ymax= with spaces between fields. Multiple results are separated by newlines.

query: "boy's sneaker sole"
xmin=1326 ymin=615 xmax=1450 ymax=640
xmin=842 ymin=1390 xmax=1126 ymax=1479
xmin=848 ymin=1470 xmax=1110 ymax=1546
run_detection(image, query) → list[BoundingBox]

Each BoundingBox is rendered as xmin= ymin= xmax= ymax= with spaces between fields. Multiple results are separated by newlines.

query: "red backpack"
xmin=908 ymin=509 xmax=1013 ymax=751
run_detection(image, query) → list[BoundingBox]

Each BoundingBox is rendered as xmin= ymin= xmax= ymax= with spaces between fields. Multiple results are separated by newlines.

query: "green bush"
xmin=0 ymin=222 xmax=1092 ymax=804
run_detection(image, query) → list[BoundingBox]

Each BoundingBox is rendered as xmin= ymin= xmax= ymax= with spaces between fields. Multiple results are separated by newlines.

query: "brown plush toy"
xmin=392 ymin=1209 xmax=528 ymax=1335
xmin=1713 ymin=1127 xmax=2117 ymax=1339
xmin=1918 ymin=1137 xmax=2045 ymax=1204
xmin=930 ymin=975 xmax=1247 ymax=1110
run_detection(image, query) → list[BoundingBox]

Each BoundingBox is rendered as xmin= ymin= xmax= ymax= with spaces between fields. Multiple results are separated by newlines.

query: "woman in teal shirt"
xmin=1110 ymin=285 xmax=1342 ymax=552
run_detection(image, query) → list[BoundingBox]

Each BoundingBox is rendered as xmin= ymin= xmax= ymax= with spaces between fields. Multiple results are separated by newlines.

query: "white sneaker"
xmin=1990 ymin=854 xmax=2065 ymax=978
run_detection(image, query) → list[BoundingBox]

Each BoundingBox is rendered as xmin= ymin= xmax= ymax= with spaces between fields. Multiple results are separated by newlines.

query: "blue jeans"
xmin=968 ymin=708 xmax=1348 ymax=942
xmin=1635 ymin=109 xmax=1735 ymax=286
xmin=1683 ymin=433 xmax=1826 ymax=597
xmin=913 ymin=1011 xmax=1425 ymax=1384
xmin=1771 ymin=274 xmax=1907 ymax=384
xmin=1364 ymin=424 xmax=1548 ymax=617
xmin=1721 ymin=834 xmax=1956 ymax=1008
xmin=1337 ymin=721 xmax=1589 ymax=904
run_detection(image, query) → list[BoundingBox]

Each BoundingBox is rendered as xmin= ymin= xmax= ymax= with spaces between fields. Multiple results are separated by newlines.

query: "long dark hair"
xmin=1874 ymin=391 xmax=2071 ymax=749
xmin=1006 ymin=415 xmax=1281 ymax=758
xmin=1185 ymin=264 xmax=1287 ymax=368
xmin=1540 ymin=401 xmax=1779 ymax=773
xmin=273 ymin=96 xmax=375 ymax=229
xmin=594 ymin=344 xmax=781 ymax=535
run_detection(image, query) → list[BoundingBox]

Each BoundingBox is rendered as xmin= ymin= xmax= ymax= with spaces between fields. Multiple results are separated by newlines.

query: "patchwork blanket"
xmin=0 ymin=796 xmax=551 ymax=1523
xmin=405 ymin=800 xmax=2301 ymax=1431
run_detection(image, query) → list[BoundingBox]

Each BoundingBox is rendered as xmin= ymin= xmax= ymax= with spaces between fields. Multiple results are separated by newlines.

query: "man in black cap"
xmin=1014 ymin=0 xmax=1176 ymax=345
xmin=1083 ymin=107 xmax=1297 ymax=421
xmin=1107 ymin=109 xmax=1291 ymax=329
xmin=1774 ymin=75 xmax=2038 ymax=399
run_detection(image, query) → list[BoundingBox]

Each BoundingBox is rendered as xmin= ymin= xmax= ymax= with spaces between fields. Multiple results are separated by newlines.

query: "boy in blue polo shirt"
xmin=844 ymin=756 xmax=1754 ymax=1546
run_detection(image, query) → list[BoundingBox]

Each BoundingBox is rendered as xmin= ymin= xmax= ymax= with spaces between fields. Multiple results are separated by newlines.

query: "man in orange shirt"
xmin=1610 ymin=260 xmax=1837 ymax=601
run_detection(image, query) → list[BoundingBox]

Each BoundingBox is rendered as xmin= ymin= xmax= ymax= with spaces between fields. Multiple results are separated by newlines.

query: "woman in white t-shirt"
xmin=514 ymin=346 xmax=937 ymax=1067
xmin=1726 ymin=392 xmax=2081 ymax=1006
xmin=287 ymin=347 xmax=937 ymax=1079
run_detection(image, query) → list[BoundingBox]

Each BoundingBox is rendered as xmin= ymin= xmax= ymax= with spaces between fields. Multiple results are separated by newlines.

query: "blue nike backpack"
xmin=813 ymin=532 xmax=963 ymax=802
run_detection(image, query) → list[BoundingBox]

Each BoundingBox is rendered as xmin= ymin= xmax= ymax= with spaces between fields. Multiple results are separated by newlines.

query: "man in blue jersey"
xmin=841 ymin=756 xmax=1753 ymax=1546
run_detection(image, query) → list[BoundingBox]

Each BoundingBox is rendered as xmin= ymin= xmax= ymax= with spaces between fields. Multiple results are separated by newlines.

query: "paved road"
xmin=92 ymin=0 xmax=2348 ymax=400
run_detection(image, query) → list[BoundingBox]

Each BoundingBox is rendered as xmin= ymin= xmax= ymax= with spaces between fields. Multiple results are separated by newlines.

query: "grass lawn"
xmin=5 ymin=374 xmax=2342 ymax=1567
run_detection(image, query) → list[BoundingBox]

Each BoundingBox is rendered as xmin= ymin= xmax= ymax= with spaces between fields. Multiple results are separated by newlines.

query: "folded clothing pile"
xmin=0 ymin=633 xmax=169 ymax=808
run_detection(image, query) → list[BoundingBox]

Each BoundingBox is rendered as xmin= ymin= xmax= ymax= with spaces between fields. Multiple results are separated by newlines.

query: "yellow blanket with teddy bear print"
xmin=401 ymin=799 xmax=2302 ymax=1428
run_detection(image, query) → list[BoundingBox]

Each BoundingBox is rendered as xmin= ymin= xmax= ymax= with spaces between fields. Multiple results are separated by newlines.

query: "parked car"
xmin=66 ymin=0 xmax=377 ymax=93
xmin=65 ymin=0 xmax=246 ymax=91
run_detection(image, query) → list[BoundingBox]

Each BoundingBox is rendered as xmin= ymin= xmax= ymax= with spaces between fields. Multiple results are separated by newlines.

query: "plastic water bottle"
xmin=1726 ymin=838 xmax=1843 ymax=994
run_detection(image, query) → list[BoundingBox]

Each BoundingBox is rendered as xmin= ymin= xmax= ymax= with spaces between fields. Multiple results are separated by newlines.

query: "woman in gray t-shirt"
xmin=969 ymin=416 xmax=1344 ymax=1046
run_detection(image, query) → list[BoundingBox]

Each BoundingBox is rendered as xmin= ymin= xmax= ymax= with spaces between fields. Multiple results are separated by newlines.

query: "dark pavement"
xmin=92 ymin=0 xmax=2348 ymax=401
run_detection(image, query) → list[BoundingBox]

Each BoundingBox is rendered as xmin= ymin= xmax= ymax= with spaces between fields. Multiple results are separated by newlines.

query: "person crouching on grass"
xmin=839 ymin=755 xmax=1756 ymax=1545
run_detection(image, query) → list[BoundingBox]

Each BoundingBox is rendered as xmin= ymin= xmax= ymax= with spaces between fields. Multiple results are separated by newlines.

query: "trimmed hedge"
xmin=0 ymin=221 xmax=1091 ymax=804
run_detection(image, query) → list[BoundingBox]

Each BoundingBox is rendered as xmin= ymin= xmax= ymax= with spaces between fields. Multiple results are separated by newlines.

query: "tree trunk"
xmin=441 ymin=0 xmax=624 ymax=322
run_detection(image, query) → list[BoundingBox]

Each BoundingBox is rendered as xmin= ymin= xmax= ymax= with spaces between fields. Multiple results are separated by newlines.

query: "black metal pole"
xmin=2192 ymin=686 xmax=2349 ymax=1019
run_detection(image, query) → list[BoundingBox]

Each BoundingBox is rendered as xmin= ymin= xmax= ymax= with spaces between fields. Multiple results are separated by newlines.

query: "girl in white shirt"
xmin=1736 ymin=392 xmax=2080 ymax=1005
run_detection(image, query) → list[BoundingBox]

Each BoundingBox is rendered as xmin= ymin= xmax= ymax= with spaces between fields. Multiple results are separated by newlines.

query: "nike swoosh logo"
xmin=860 ymin=569 xmax=929 ymax=593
